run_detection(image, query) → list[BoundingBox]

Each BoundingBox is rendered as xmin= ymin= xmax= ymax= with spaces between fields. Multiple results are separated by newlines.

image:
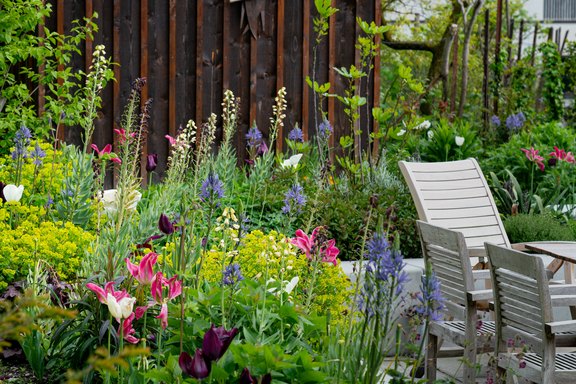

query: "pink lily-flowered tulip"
xmin=290 ymin=228 xmax=319 ymax=260
xmin=549 ymin=146 xmax=576 ymax=164
xmin=119 ymin=313 xmax=139 ymax=344
xmin=91 ymin=143 xmax=122 ymax=164
xmin=320 ymin=239 xmax=340 ymax=266
xmin=86 ymin=281 xmax=134 ymax=321
xmin=165 ymin=135 xmax=177 ymax=146
xmin=166 ymin=275 xmax=182 ymax=300
xmin=114 ymin=128 xmax=136 ymax=144
xmin=291 ymin=227 xmax=340 ymax=266
xmin=86 ymin=281 xmax=128 ymax=304
xmin=126 ymin=252 xmax=158 ymax=285
xmin=150 ymin=271 xmax=182 ymax=329
xmin=135 ymin=305 xmax=149 ymax=320
xmin=521 ymin=147 xmax=545 ymax=171
xmin=156 ymin=303 xmax=168 ymax=330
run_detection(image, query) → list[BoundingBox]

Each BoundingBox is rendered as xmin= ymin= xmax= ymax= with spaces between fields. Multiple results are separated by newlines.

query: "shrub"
xmin=201 ymin=229 xmax=352 ymax=319
xmin=0 ymin=202 xmax=94 ymax=290
xmin=504 ymin=213 xmax=575 ymax=244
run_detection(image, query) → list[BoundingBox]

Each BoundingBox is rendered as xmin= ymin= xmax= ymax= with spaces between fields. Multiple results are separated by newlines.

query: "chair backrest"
xmin=399 ymin=158 xmax=510 ymax=256
xmin=485 ymin=243 xmax=552 ymax=356
xmin=417 ymin=220 xmax=475 ymax=320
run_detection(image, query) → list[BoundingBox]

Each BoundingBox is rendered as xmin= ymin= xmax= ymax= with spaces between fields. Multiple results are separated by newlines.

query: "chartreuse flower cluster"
xmin=201 ymin=229 xmax=352 ymax=319
xmin=0 ymin=141 xmax=66 ymax=204
xmin=0 ymin=203 xmax=94 ymax=290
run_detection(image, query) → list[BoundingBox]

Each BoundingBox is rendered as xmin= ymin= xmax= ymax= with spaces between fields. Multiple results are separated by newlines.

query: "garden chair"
xmin=399 ymin=158 xmax=563 ymax=275
xmin=417 ymin=220 xmax=494 ymax=384
xmin=485 ymin=243 xmax=576 ymax=383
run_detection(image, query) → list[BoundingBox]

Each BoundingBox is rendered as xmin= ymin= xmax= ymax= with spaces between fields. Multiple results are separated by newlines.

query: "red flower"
xmin=291 ymin=227 xmax=340 ymax=266
xmin=521 ymin=147 xmax=545 ymax=171
xmin=549 ymin=146 xmax=575 ymax=164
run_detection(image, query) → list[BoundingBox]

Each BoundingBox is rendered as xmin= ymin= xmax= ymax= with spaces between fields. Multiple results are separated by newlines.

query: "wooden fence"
xmin=44 ymin=0 xmax=381 ymax=177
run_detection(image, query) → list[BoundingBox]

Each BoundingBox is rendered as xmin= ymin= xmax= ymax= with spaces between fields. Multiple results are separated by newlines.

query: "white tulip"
xmin=3 ymin=184 xmax=24 ymax=203
xmin=106 ymin=293 xmax=123 ymax=319
xmin=284 ymin=276 xmax=299 ymax=295
xmin=415 ymin=120 xmax=431 ymax=130
xmin=118 ymin=296 xmax=136 ymax=319
xmin=455 ymin=136 xmax=465 ymax=147
xmin=281 ymin=153 xmax=303 ymax=168
xmin=100 ymin=189 xmax=141 ymax=214
xmin=427 ymin=130 xmax=434 ymax=140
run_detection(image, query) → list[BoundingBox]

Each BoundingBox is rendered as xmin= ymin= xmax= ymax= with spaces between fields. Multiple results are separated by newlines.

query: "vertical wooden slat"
xmin=276 ymin=0 xmax=285 ymax=153
xmin=222 ymin=1 xmax=230 ymax=91
xmin=450 ymin=29 xmax=458 ymax=119
xmin=561 ymin=30 xmax=569 ymax=54
xmin=353 ymin=2 xmax=361 ymax=163
xmin=56 ymin=0 xmax=65 ymax=141
xmin=113 ymin=0 xmax=121 ymax=132
xmin=493 ymin=0 xmax=502 ymax=115
xmin=169 ymin=0 xmax=176 ymax=138
xmin=302 ymin=0 xmax=310 ymax=140
xmin=85 ymin=0 xmax=93 ymax=73
xmin=372 ymin=0 xmax=382 ymax=160
xmin=531 ymin=22 xmax=538 ymax=66
xmin=196 ymin=1 xmax=204 ymax=131
xmin=482 ymin=9 xmax=490 ymax=132
xmin=327 ymin=0 xmax=336 ymax=155
xmin=249 ymin=35 xmax=258 ymax=128
xmin=140 ymin=0 xmax=149 ymax=180
xmin=517 ymin=19 xmax=524 ymax=61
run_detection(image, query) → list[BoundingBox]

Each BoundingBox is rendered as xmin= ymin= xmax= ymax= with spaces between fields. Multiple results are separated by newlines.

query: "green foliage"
xmin=539 ymin=41 xmax=564 ymax=121
xmin=53 ymin=144 xmax=95 ymax=228
xmin=504 ymin=213 xmax=575 ymax=243
xmin=201 ymin=229 xmax=352 ymax=320
xmin=417 ymin=119 xmax=482 ymax=162
xmin=0 ymin=0 xmax=106 ymax=157
xmin=482 ymin=121 xmax=576 ymax=188
xmin=0 ymin=203 xmax=94 ymax=290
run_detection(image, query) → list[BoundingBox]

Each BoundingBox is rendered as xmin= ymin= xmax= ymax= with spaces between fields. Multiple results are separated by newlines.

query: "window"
xmin=544 ymin=0 xmax=576 ymax=22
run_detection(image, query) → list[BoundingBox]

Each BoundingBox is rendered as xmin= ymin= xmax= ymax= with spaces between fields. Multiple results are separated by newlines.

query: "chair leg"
xmin=462 ymin=342 xmax=477 ymax=384
xmin=426 ymin=333 xmax=438 ymax=383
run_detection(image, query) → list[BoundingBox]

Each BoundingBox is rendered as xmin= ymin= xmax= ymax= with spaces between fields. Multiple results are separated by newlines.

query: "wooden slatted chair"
xmin=417 ymin=220 xmax=494 ymax=383
xmin=399 ymin=158 xmax=563 ymax=275
xmin=485 ymin=243 xmax=576 ymax=383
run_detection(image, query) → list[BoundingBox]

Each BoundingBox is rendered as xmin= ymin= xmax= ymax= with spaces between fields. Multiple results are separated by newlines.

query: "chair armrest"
xmin=467 ymin=289 xmax=493 ymax=302
xmin=551 ymin=295 xmax=576 ymax=307
xmin=549 ymin=284 xmax=576 ymax=295
xmin=546 ymin=319 xmax=576 ymax=334
xmin=472 ymin=269 xmax=491 ymax=281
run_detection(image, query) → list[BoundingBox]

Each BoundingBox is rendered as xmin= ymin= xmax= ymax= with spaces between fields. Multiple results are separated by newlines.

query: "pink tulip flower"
xmin=119 ymin=313 xmax=139 ymax=344
xmin=126 ymin=252 xmax=158 ymax=285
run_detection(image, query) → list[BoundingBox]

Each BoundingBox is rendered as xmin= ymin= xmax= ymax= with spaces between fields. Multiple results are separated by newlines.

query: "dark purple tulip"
xmin=179 ymin=350 xmax=211 ymax=379
xmin=239 ymin=368 xmax=256 ymax=384
xmin=146 ymin=153 xmax=158 ymax=172
xmin=202 ymin=324 xmax=239 ymax=361
xmin=158 ymin=213 xmax=175 ymax=235
xmin=261 ymin=373 xmax=272 ymax=384
xmin=0 ymin=181 xmax=5 ymax=203
xmin=257 ymin=141 xmax=268 ymax=156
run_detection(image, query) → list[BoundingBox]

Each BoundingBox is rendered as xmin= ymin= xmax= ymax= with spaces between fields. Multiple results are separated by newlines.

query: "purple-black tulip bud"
xmin=179 ymin=350 xmax=211 ymax=379
xmin=158 ymin=213 xmax=175 ymax=235
xmin=202 ymin=324 xmax=239 ymax=361
xmin=239 ymin=368 xmax=256 ymax=384
xmin=548 ymin=158 xmax=558 ymax=167
xmin=261 ymin=373 xmax=272 ymax=384
xmin=0 ymin=181 xmax=6 ymax=203
xmin=146 ymin=153 xmax=158 ymax=172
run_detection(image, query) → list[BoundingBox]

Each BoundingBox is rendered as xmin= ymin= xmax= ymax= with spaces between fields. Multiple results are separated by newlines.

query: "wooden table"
xmin=524 ymin=242 xmax=576 ymax=283
xmin=524 ymin=242 xmax=576 ymax=319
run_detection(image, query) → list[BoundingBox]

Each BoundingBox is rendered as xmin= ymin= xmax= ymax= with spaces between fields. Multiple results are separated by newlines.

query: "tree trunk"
xmin=458 ymin=0 xmax=485 ymax=117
